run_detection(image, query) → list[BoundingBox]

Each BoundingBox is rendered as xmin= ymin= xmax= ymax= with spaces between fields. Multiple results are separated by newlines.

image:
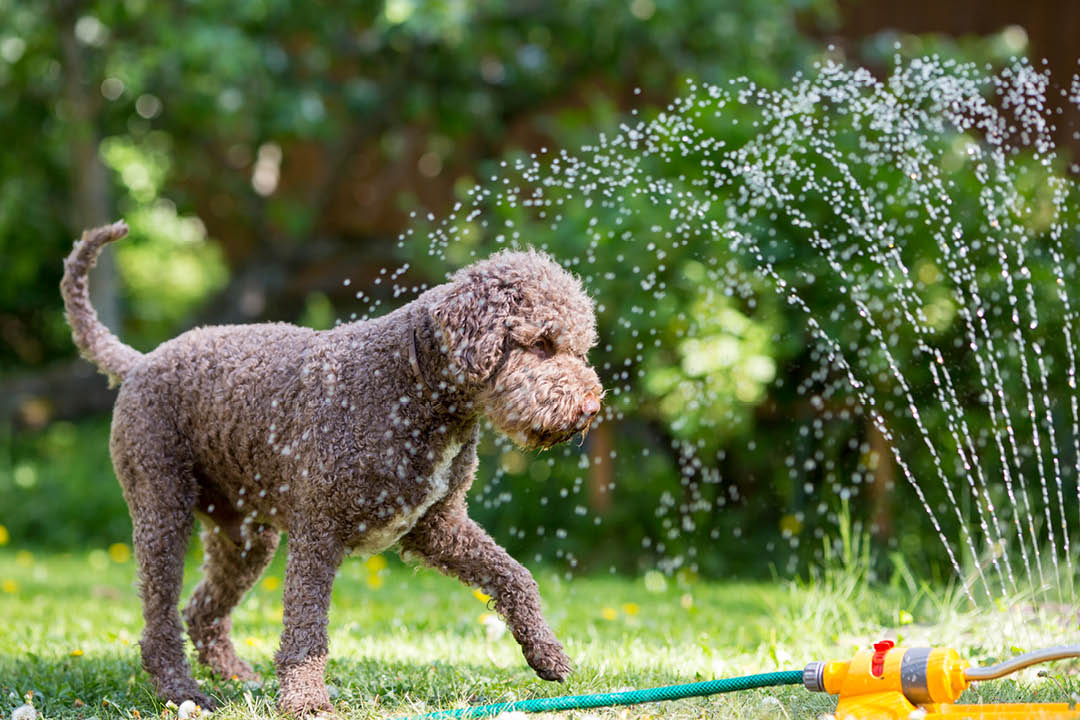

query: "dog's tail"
xmin=60 ymin=220 xmax=143 ymax=386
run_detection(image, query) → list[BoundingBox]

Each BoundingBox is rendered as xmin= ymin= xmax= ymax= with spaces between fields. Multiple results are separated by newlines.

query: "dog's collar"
xmin=406 ymin=306 xmax=506 ymax=405
xmin=406 ymin=308 xmax=457 ymax=414
xmin=407 ymin=312 xmax=429 ymax=392
xmin=407 ymin=307 xmax=431 ymax=391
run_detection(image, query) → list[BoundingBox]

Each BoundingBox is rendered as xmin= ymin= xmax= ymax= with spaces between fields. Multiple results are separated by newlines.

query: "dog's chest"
xmin=346 ymin=438 xmax=464 ymax=556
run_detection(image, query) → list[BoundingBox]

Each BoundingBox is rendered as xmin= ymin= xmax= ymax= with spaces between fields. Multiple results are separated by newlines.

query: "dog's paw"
xmin=278 ymin=686 xmax=334 ymax=717
xmin=523 ymin=640 xmax=573 ymax=682
xmin=277 ymin=698 xmax=334 ymax=718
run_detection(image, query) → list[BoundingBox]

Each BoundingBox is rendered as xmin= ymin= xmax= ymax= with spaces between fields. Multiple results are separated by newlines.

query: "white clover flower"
xmin=11 ymin=705 xmax=37 ymax=720
xmin=480 ymin=613 xmax=507 ymax=642
xmin=177 ymin=700 xmax=200 ymax=719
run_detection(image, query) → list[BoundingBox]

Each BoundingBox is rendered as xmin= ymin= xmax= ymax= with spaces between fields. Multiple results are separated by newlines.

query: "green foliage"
xmin=113 ymin=204 xmax=227 ymax=348
xmin=0 ymin=0 xmax=843 ymax=576
xmin=298 ymin=291 xmax=337 ymax=331
xmin=405 ymin=32 xmax=1080 ymax=586
xmin=643 ymin=279 xmax=778 ymax=443
xmin=2 ymin=0 xmax=1077 ymax=590
xmin=0 ymin=0 xmax=831 ymax=367
xmin=0 ymin=418 xmax=130 ymax=550
xmin=99 ymin=131 xmax=229 ymax=348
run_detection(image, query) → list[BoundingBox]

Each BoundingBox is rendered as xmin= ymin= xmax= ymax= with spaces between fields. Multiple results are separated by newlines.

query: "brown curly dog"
xmin=61 ymin=221 xmax=603 ymax=715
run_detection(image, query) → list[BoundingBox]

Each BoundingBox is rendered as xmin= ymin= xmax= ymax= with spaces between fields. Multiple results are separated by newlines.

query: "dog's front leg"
xmin=400 ymin=494 xmax=572 ymax=682
xmin=275 ymin=531 xmax=345 ymax=715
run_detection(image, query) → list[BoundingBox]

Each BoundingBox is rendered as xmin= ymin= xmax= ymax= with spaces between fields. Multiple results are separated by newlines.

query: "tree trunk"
xmin=868 ymin=420 xmax=895 ymax=540
xmin=60 ymin=17 xmax=118 ymax=334
xmin=588 ymin=420 xmax=614 ymax=513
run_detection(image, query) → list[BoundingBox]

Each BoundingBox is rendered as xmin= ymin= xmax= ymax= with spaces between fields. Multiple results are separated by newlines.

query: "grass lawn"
xmin=2 ymin=547 xmax=1079 ymax=720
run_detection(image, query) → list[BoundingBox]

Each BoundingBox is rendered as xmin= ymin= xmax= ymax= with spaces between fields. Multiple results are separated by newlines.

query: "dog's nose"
xmin=581 ymin=394 xmax=601 ymax=417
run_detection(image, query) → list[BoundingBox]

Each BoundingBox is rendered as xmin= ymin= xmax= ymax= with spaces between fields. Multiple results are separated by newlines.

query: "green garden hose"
xmin=395 ymin=670 xmax=804 ymax=719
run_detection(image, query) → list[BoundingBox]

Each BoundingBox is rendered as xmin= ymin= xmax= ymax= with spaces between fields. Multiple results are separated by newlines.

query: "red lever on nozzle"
xmin=871 ymin=640 xmax=894 ymax=678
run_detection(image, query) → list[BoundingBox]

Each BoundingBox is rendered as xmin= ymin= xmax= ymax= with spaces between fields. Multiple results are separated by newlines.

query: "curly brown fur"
xmin=61 ymin=223 xmax=603 ymax=714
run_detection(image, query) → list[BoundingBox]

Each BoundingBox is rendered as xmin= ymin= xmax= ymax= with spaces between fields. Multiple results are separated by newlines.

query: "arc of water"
xmin=993 ymin=63 xmax=1077 ymax=602
xmin=720 ymin=221 xmax=977 ymax=607
xmin=806 ymin=112 xmax=1015 ymax=596
xmin=889 ymin=61 xmax=1050 ymax=595
xmin=585 ymin=80 xmax=977 ymax=598
xmin=1046 ymin=221 xmax=1080 ymax=604
xmin=714 ymin=73 xmax=1010 ymax=600
xmin=1007 ymin=71 xmax=1078 ymax=601
xmin=900 ymin=62 xmax=1058 ymax=596
xmin=883 ymin=66 xmax=1042 ymax=591
xmin=740 ymin=160 xmax=996 ymax=602
xmin=419 ymin=58 xmax=1079 ymax=606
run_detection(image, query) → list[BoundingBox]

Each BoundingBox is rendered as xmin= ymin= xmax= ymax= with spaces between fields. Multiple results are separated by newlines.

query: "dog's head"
xmin=430 ymin=248 xmax=603 ymax=450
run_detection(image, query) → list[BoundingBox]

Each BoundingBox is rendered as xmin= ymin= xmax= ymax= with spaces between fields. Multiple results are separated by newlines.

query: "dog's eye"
xmin=529 ymin=338 xmax=554 ymax=359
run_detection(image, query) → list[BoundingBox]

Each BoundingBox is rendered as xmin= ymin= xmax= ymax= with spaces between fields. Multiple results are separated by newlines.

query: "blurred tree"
xmin=0 ymin=0 xmax=835 ymax=375
xmin=6 ymin=0 xmax=1073 ymax=587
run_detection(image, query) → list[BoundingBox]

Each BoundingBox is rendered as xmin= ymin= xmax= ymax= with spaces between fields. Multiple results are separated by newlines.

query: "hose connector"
xmin=803 ymin=661 xmax=826 ymax=692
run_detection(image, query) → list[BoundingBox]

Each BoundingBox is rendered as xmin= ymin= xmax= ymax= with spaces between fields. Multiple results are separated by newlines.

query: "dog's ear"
xmin=430 ymin=275 xmax=519 ymax=386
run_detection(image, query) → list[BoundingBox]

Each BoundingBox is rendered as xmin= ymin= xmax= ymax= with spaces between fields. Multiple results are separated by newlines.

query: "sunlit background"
xmin=2 ymin=0 xmax=1080 ymax=589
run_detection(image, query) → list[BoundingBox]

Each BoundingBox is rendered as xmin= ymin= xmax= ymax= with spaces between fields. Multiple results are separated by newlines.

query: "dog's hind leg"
xmin=112 ymin=417 xmax=210 ymax=708
xmin=183 ymin=522 xmax=279 ymax=682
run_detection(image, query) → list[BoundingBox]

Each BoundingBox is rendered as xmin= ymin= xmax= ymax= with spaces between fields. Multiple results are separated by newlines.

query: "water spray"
xmin=397 ymin=643 xmax=1080 ymax=719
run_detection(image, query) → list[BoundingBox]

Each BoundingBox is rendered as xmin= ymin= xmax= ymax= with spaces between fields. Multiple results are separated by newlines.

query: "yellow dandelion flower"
xmin=366 ymin=572 xmax=384 ymax=590
xmin=1 ymin=579 xmax=17 ymax=594
xmin=70 ymin=648 xmax=84 ymax=657
xmin=779 ymin=514 xmax=802 ymax=536
xmin=0 ymin=524 xmax=9 ymax=545
xmin=601 ymin=607 xmax=618 ymax=621
xmin=245 ymin=637 xmax=258 ymax=647
xmin=15 ymin=550 xmax=32 ymax=567
xmin=620 ymin=602 xmax=640 ymax=616
xmin=364 ymin=554 xmax=387 ymax=572
xmin=473 ymin=589 xmax=491 ymax=603
xmin=261 ymin=575 xmax=281 ymax=591
xmin=108 ymin=543 xmax=131 ymax=563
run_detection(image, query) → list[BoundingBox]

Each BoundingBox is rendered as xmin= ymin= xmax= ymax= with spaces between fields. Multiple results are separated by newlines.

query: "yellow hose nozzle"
xmin=803 ymin=642 xmax=1080 ymax=719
